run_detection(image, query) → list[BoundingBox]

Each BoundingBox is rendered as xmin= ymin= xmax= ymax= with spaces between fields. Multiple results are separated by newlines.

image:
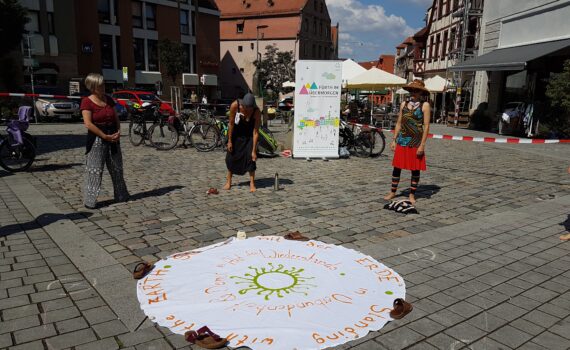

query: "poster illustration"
xmin=293 ymin=61 xmax=343 ymax=159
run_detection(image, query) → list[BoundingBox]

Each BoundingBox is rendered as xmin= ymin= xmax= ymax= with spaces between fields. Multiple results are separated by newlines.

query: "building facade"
xmin=18 ymin=0 xmax=220 ymax=97
xmin=460 ymin=0 xmax=570 ymax=126
xmin=215 ymin=0 xmax=337 ymax=99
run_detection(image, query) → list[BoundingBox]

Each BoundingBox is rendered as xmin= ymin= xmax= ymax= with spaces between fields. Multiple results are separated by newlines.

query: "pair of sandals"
xmin=207 ymin=188 xmax=219 ymax=195
xmin=284 ymin=231 xmax=310 ymax=241
xmin=384 ymin=199 xmax=419 ymax=215
xmin=185 ymin=326 xmax=227 ymax=349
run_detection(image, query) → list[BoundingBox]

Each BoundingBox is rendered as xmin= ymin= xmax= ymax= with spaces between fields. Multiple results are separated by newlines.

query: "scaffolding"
xmin=445 ymin=0 xmax=484 ymax=124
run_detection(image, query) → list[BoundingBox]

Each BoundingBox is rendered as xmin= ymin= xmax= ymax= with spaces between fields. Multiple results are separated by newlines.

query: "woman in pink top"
xmin=80 ymin=73 xmax=129 ymax=209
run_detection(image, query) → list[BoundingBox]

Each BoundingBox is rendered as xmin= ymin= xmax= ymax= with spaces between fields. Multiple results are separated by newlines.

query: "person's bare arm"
xmin=251 ymin=109 xmax=261 ymax=161
xmin=227 ymin=101 xmax=237 ymax=152
xmin=82 ymin=110 xmax=113 ymax=141
xmin=417 ymin=101 xmax=431 ymax=156
xmin=391 ymin=102 xmax=405 ymax=151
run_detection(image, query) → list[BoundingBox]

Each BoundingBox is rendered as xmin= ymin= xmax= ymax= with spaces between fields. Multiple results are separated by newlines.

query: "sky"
xmin=327 ymin=0 xmax=433 ymax=62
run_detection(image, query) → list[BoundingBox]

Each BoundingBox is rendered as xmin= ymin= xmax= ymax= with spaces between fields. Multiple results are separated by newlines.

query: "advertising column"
xmin=293 ymin=61 xmax=342 ymax=159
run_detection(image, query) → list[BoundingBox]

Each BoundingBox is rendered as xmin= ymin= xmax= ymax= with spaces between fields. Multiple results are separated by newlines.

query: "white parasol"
xmin=136 ymin=236 xmax=406 ymax=350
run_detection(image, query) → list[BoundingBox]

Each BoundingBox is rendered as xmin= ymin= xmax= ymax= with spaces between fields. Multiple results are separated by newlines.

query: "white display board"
xmin=293 ymin=61 xmax=343 ymax=159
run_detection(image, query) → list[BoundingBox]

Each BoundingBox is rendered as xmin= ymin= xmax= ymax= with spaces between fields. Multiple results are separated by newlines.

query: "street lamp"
xmin=253 ymin=25 xmax=269 ymax=96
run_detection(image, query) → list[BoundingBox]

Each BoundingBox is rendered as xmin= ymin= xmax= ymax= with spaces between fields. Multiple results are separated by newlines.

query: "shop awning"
xmin=450 ymin=38 xmax=570 ymax=72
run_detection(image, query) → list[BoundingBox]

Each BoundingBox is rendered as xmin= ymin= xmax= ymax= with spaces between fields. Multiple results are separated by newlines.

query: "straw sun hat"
xmin=403 ymin=79 xmax=430 ymax=94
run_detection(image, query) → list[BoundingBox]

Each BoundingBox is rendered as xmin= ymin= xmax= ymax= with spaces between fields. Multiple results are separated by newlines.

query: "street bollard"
xmin=274 ymin=172 xmax=279 ymax=191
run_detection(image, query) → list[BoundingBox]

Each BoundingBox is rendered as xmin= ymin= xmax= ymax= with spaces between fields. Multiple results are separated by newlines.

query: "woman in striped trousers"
xmin=80 ymin=73 xmax=129 ymax=209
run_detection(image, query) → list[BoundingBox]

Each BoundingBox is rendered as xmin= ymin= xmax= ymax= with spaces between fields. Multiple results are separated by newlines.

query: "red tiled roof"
xmin=358 ymin=61 xmax=378 ymax=70
xmin=214 ymin=0 xmax=308 ymax=17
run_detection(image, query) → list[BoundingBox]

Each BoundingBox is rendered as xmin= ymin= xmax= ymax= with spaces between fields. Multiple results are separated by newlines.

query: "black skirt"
xmin=226 ymin=136 xmax=256 ymax=175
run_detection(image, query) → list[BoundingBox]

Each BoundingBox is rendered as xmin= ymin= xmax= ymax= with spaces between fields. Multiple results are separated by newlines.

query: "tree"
xmin=158 ymin=39 xmax=185 ymax=86
xmin=544 ymin=59 xmax=570 ymax=137
xmin=0 ymin=0 xmax=29 ymax=57
xmin=254 ymin=45 xmax=295 ymax=96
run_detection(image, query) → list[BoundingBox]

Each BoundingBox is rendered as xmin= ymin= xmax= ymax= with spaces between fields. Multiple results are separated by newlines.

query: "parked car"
xmin=278 ymin=97 xmax=294 ymax=111
xmin=112 ymin=90 xmax=175 ymax=116
xmin=34 ymin=87 xmax=81 ymax=122
xmin=498 ymin=101 xmax=525 ymax=135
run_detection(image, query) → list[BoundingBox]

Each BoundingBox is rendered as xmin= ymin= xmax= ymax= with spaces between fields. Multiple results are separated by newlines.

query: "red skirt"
xmin=392 ymin=144 xmax=427 ymax=171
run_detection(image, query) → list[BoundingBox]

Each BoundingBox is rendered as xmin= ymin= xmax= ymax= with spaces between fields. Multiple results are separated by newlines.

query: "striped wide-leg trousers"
xmin=84 ymin=137 xmax=129 ymax=207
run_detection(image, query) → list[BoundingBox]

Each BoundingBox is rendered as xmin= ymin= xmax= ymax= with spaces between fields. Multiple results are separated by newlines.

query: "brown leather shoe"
xmin=284 ymin=231 xmax=310 ymax=241
xmin=390 ymin=298 xmax=413 ymax=319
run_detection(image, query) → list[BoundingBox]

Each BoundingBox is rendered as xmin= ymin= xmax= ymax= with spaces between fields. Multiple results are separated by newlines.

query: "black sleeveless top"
xmin=232 ymin=99 xmax=258 ymax=139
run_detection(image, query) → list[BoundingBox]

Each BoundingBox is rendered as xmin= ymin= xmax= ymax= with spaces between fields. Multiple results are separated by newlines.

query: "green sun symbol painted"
xmin=230 ymin=263 xmax=317 ymax=301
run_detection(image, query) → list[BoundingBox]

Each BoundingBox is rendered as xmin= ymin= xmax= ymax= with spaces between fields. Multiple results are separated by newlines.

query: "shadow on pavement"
xmin=96 ymin=185 xmax=185 ymax=207
xmin=31 ymin=163 xmax=83 ymax=172
xmin=36 ymin=134 xmax=85 ymax=154
xmin=238 ymin=178 xmax=294 ymax=189
xmin=400 ymin=184 xmax=442 ymax=199
xmin=0 ymin=212 xmax=93 ymax=237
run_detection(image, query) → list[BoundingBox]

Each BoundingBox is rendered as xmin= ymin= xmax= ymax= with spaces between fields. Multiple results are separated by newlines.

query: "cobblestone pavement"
xmin=1 ymin=122 xmax=569 ymax=350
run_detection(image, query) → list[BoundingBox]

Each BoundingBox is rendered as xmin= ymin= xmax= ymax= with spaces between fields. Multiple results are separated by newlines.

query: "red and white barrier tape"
xmin=348 ymin=122 xmax=570 ymax=144
xmin=0 ymin=92 xmax=81 ymax=100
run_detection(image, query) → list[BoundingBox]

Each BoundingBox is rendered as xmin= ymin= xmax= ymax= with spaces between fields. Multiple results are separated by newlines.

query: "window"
xmin=304 ymin=18 xmax=309 ymax=32
xmin=47 ymin=13 xmax=55 ymax=34
xmin=146 ymin=3 xmax=156 ymax=30
xmin=238 ymin=45 xmax=243 ymax=52
xmin=114 ymin=0 xmax=119 ymax=24
xmin=446 ymin=0 xmax=451 ymax=14
xmin=100 ymin=35 xmax=114 ymax=69
xmin=183 ymin=43 xmax=191 ymax=72
xmin=132 ymin=1 xmax=142 ymax=28
xmin=442 ymin=31 xmax=448 ymax=57
xmin=320 ymin=22 xmax=323 ymax=36
xmin=453 ymin=0 xmax=459 ymax=11
xmin=250 ymin=43 xmax=254 ymax=50
xmin=133 ymin=38 xmax=145 ymax=70
xmin=313 ymin=18 xmax=316 ymax=34
xmin=26 ymin=11 xmax=40 ymax=33
xmin=435 ymin=34 xmax=440 ymax=58
xmin=147 ymin=39 xmax=158 ymax=71
xmin=314 ymin=0 xmax=317 ymax=10
xmin=191 ymin=44 xmax=196 ymax=73
xmin=237 ymin=23 xmax=244 ymax=33
xmin=191 ymin=10 xmax=196 ymax=36
xmin=180 ymin=10 xmax=189 ymax=35
xmin=438 ymin=0 xmax=444 ymax=18
xmin=115 ymin=36 xmax=121 ymax=68
xmin=312 ymin=44 xmax=316 ymax=57
xmin=429 ymin=37 xmax=434 ymax=58
xmin=240 ymin=68 xmax=244 ymax=73
xmin=98 ymin=0 xmax=111 ymax=24
xmin=450 ymin=28 xmax=456 ymax=51
xmin=318 ymin=45 xmax=321 ymax=59
xmin=320 ymin=1 xmax=323 ymax=13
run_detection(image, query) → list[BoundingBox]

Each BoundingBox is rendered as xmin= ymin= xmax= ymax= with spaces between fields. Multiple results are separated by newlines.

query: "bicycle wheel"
xmin=149 ymin=122 xmax=178 ymax=150
xmin=353 ymin=132 xmax=372 ymax=158
xmin=369 ymin=129 xmax=386 ymax=157
xmin=129 ymin=119 xmax=145 ymax=146
xmin=189 ymin=122 xmax=220 ymax=152
xmin=0 ymin=138 xmax=36 ymax=172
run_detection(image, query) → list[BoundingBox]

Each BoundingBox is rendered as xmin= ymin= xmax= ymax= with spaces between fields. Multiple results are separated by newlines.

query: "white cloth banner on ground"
xmin=293 ymin=60 xmax=342 ymax=159
xmin=136 ymin=236 xmax=406 ymax=350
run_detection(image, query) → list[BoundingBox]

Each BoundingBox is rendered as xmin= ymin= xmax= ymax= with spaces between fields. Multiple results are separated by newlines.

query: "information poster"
xmin=293 ymin=60 xmax=342 ymax=159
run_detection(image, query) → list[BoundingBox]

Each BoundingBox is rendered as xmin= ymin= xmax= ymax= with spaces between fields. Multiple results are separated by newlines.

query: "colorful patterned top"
xmin=396 ymin=103 xmax=425 ymax=148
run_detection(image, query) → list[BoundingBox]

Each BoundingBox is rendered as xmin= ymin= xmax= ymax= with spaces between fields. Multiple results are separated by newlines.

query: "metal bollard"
xmin=274 ymin=172 xmax=279 ymax=191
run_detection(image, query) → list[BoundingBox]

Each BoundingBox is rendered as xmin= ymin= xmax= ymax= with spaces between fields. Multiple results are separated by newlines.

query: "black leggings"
xmin=391 ymin=167 xmax=420 ymax=194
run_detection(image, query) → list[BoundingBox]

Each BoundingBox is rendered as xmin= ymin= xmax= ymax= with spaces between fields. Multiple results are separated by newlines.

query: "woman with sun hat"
xmin=384 ymin=79 xmax=431 ymax=204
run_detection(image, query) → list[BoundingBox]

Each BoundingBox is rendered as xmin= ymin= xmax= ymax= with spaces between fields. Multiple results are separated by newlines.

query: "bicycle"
xmin=339 ymin=120 xmax=386 ymax=158
xmin=0 ymin=107 xmax=36 ymax=172
xmin=128 ymin=102 xmax=178 ymax=150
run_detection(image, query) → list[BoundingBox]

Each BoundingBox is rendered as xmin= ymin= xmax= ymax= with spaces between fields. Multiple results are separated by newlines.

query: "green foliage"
xmin=254 ymin=45 xmax=295 ymax=94
xmin=544 ymin=59 xmax=570 ymax=137
xmin=158 ymin=39 xmax=185 ymax=86
xmin=0 ymin=0 xmax=29 ymax=57
xmin=546 ymin=59 xmax=570 ymax=111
